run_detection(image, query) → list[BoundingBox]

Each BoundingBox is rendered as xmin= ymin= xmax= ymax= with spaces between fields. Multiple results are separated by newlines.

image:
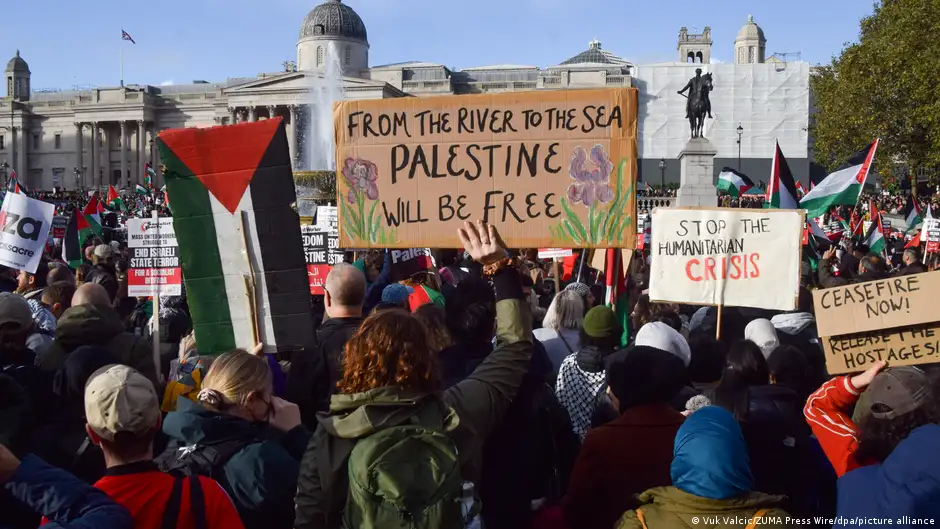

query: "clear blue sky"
xmin=4 ymin=0 xmax=874 ymax=90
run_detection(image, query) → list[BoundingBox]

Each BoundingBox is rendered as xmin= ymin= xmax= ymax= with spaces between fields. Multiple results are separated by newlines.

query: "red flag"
xmin=906 ymin=232 xmax=922 ymax=249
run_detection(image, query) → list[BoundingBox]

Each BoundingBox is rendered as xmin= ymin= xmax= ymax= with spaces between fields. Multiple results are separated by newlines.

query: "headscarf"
xmin=635 ymin=321 xmax=691 ymax=367
xmin=744 ymin=319 xmax=780 ymax=359
xmin=52 ymin=346 xmax=117 ymax=410
xmin=671 ymin=406 xmax=752 ymax=500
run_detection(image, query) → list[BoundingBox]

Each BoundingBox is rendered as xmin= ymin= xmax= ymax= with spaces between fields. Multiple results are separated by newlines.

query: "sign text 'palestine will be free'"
xmin=649 ymin=208 xmax=803 ymax=312
xmin=334 ymin=88 xmax=638 ymax=249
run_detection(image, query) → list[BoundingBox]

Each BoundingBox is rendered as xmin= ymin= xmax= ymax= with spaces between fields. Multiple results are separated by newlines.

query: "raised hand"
xmin=457 ymin=220 xmax=508 ymax=265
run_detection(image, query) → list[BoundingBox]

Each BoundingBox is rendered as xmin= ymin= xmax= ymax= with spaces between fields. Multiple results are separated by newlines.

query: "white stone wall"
xmin=297 ymin=38 xmax=368 ymax=76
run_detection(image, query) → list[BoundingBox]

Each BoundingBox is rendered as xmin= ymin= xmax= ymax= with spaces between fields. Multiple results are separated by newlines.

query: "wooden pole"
xmin=715 ymin=304 xmax=723 ymax=341
xmin=239 ymin=211 xmax=260 ymax=347
xmin=150 ymin=209 xmax=161 ymax=379
xmin=552 ymin=259 xmax=561 ymax=297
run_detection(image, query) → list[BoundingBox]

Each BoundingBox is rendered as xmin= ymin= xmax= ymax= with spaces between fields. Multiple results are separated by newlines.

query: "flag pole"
xmin=120 ymin=33 xmax=124 ymax=88
xmin=151 ymin=209 xmax=161 ymax=379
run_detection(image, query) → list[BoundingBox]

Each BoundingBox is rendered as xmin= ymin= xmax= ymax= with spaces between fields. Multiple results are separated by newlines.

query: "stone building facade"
xmin=1 ymin=0 xmax=807 ymax=191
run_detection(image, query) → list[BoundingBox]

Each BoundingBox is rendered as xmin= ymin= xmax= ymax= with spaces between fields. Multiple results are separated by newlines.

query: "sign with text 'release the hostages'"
xmin=813 ymin=272 xmax=940 ymax=374
xmin=334 ymin=88 xmax=638 ymax=249
xmin=649 ymin=208 xmax=803 ymax=311
xmin=0 ymin=192 xmax=54 ymax=274
xmin=127 ymin=217 xmax=182 ymax=297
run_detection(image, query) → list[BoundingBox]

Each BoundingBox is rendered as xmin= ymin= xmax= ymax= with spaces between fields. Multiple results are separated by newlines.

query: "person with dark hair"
xmin=898 ymin=247 xmax=927 ymax=276
xmin=556 ymin=306 xmax=622 ymax=440
xmin=712 ymin=340 xmax=815 ymax=516
xmin=562 ymin=346 xmax=686 ymax=529
xmin=46 ymin=264 xmax=74 ymax=287
xmin=767 ymin=345 xmax=815 ymax=403
xmin=15 ymin=258 xmax=49 ymax=301
xmin=41 ymin=281 xmax=77 ymax=320
xmin=440 ymin=275 xmax=497 ymax=388
xmin=617 ymin=406 xmax=791 ymax=528
xmin=412 ymin=303 xmax=452 ymax=354
xmin=686 ymin=333 xmax=726 ymax=394
xmin=819 ymin=246 xmax=889 ymax=288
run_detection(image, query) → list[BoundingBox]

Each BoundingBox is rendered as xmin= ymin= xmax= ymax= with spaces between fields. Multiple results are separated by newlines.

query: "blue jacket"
xmin=836 ymin=424 xmax=940 ymax=526
xmin=2 ymin=455 xmax=132 ymax=529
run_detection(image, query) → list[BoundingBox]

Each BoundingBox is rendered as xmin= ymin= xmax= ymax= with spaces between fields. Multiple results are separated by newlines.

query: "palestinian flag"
xmin=717 ymin=168 xmax=755 ymax=197
xmin=7 ymin=171 xmax=26 ymax=195
xmin=604 ymin=249 xmax=631 ymax=347
xmin=906 ymin=231 xmax=922 ymax=249
xmin=157 ymin=118 xmax=314 ymax=355
xmin=766 ymin=141 xmax=799 ymax=209
xmin=82 ymin=194 xmax=103 ymax=237
xmin=800 ymin=139 xmax=879 ymax=219
xmin=902 ymin=195 xmax=923 ymax=233
xmin=63 ymin=208 xmax=93 ymax=268
xmin=864 ymin=211 xmax=886 ymax=255
xmin=106 ymin=184 xmax=126 ymax=211
xmin=145 ymin=162 xmax=156 ymax=187
xmin=795 ymin=181 xmax=808 ymax=197
xmin=135 ymin=184 xmax=148 ymax=195
xmin=406 ymin=284 xmax=445 ymax=312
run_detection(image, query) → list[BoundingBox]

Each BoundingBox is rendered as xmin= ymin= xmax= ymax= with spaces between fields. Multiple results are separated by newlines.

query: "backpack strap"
xmin=636 ymin=508 xmax=649 ymax=529
xmin=188 ymin=473 xmax=208 ymax=529
xmin=159 ymin=476 xmax=185 ymax=529
xmin=745 ymin=509 xmax=770 ymax=529
xmin=557 ymin=332 xmax=575 ymax=356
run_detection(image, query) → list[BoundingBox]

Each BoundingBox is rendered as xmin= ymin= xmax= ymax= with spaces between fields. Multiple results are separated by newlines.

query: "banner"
xmin=301 ymin=225 xmax=342 ymax=295
xmin=52 ymin=215 xmax=68 ymax=239
xmin=922 ymin=218 xmax=940 ymax=253
xmin=315 ymin=205 xmax=338 ymax=231
xmin=538 ymin=248 xmax=573 ymax=259
xmin=648 ymin=207 xmax=803 ymax=311
xmin=334 ymin=88 xmax=638 ymax=249
xmin=389 ymin=248 xmax=436 ymax=282
xmin=126 ymin=217 xmax=182 ymax=297
xmin=0 ymin=192 xmax=54 ymax=273
xmin=813 ymin=272 xmax=940 ymax=374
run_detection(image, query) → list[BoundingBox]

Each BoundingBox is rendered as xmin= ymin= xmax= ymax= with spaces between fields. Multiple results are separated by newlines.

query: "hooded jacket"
xmin=293 ymin=290 xmax=533 ymax=529
xmin=161 ymin=398 xmax=312 ymax=529
xmin=835 ymin=424 xmax=940 ymax=525
xmin=616 ymin=407 xmax=789 ymax=529
xmin=37 ymin=304 xmax=157 ymax=385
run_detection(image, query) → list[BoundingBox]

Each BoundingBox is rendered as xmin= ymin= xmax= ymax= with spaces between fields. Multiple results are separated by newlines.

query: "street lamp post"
xmin=736 ymin=124 xmax=744 ymax=171
xmin=658 ymin=158 xmax=666 ymax=194
xmin=0 ymin=162 xmax=8 ymax=191
xmin=73 ymin=167 xmax=82 ymax=191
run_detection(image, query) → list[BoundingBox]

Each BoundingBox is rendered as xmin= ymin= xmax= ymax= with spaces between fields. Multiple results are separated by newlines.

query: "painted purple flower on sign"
xmin=567 ymin=145 xmax=614 ymax=207
xmin=342 ymin=157 xmax=379 ymax=204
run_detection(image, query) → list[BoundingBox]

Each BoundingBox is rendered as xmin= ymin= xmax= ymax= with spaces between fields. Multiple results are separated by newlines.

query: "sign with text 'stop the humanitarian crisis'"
xmin=648 ymin=207 xmax=803 ymax=311
xmin=812 ymin=272 xmax=940 ymax=374
xmin=333 ymin=88 xmax=638 ymax=249
xmin=127 ymin=217 xmax=181 ymax=297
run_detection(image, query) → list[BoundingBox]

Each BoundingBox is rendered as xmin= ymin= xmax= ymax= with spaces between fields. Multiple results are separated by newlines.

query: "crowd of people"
xmin=2 ymin=174 xmax=940 ymax=529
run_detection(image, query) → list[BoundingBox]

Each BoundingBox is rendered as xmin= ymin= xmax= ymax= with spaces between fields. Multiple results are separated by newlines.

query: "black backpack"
xmin=155 ymin=438 xmax=255 ymax=482
xmin=160 ymin=473 xmax=208 ymax=529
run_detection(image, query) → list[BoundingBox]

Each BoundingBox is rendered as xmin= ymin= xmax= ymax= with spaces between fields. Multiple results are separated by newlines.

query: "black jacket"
xmin=287 ymin=316 xmax=364 ymax=428
xmin=818 ymin=258 xmax=888 ymax=288
xmin=899 ymin=262 xmax=928 ymax=276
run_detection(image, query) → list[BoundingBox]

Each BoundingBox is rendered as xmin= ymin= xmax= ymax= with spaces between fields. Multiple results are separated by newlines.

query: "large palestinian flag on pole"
xmin=157 ymin=118 xmax=314 ymax=355
xmin=800 ymin=139 xmax=879 ymax=219
xmin=765 ymin=141 xmax=799 ymax=209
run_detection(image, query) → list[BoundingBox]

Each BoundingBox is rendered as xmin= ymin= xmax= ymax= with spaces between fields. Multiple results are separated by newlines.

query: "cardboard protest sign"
xmin=157 ymin=119 xmax=314 ymax=355
xmin=126 ymin=217 xmax=182 ymax=297
xmin=389 ymin=248 xmax=436 ymax=282
xmin=649 ymin=207 xmax=803 ymax=311
xmin=334 ymin=88 xmax=638 ymax=249
xmin=52 ymin=215 xmax=68 ymax=239
xmin=538 ymin=248 xmax=573 ymax=259
xmin=813 ymin=272 xmax=938 ymax=338
xmin=820 ymin=322 xmax=940 ymax=374
xmin=301 ymin=225 xmax=342 ymax=295
xmin=0 ymin=192 xmax=53 ymax=273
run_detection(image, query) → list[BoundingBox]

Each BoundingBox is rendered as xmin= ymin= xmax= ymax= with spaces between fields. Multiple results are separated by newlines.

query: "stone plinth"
xmin=677 ymin=137 xmax=718 ymax=207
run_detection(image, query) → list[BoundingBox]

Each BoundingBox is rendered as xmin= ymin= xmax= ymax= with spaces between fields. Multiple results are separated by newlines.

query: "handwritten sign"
xmin=649 ymin=207 xmax=803 ymax=311
xmin=334 ymin=89 xmax=638 ymax=249
xmin=813 ymin=272 xmax=938 ymax=338
xmin=821 ymin=322 xmax=940 ymax=374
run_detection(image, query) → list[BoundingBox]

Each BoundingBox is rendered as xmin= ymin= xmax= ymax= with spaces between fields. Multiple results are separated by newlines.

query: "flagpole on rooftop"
xmin=120 ymin=31 xmax=124 ymax=88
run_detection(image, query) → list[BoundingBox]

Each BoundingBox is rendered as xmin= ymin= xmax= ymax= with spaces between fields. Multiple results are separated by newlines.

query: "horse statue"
xmin=678 ymin=70 xmax=714 ymax=139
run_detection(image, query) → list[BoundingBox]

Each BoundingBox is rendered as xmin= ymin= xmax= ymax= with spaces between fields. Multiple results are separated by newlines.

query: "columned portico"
xmin=90 ymin=122 xmax=100 ymax=191
xmin=120 ymin=121 xmax=129 ymax=187
xmin=288 ymin=105 xmax=298 ymax=165
xmin=74 ymin=122 xmax=83 ymax=188
xmin=136 ymin=120 xmax=145 ymax=186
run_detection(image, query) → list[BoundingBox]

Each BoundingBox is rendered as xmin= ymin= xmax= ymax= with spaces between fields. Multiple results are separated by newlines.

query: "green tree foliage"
xmin=811 ymin=0 xmax=940 ymax=175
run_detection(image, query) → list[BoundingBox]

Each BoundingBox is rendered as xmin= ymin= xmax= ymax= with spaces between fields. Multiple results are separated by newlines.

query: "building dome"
xmin=299 ymin=0 xmax=367 ymax=43
xmin=5 ymin=50 xmax=29 ymax=74
xmin=736 ymin=15 xmax=766 ymax=43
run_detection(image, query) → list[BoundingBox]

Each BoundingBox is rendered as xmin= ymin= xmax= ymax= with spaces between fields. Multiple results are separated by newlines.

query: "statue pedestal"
xmin=677 ymin=137 xmax=718 ymax=207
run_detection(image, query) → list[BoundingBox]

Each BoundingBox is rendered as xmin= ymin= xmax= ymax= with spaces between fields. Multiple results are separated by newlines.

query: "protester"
xmin=440 ymin=274 xmax=498 ymax=388
xmin=83 ymin=364 xmax=245 ymax=529
xmin=46 ymin=264 xmax=74 ymax=287
xmin=819 ymin=247 xmax=888 ymax=287
xmin=380 ymin=283 xmax=413 ymax=310
xmin=564 ymin=281 xmax=594 ymax=312
xmin=0 ymin=292 xmax=55 ymax=425
xmin=37 ymin=283 xmax=157 ymax=384
xmin=41 ymin=281 xmax=76 ymax=320
xmin=556 ymin=305 xmax=622 ymax=440
xmin=534 ymin=290 xmax=584 ymax=373
xmin=634 ymin=321 xmax=691 ymax=368
xmin=412 ymin=303 xmax=452 ymax=354
xmin=743 ymin=319 xmax=780 ymax=359
xmin=563 ymin=346 xmax=686 ymax=529
xmin=287 ymin=262 xmax=366 ymax=426
xmin=15 ymin=258 xmax=49 ymax=302
xmin=0 ymin=443 xmax=134 ymax=529
xmin=615 ymin=406 xmax=790 ymax=528
xmin=899 ymin=248 xmax=928 ymax=275
xmin=294 ymin=220 xmax=534 ymax=529
xmin=160 ymin=350 xmax=310 ymax=529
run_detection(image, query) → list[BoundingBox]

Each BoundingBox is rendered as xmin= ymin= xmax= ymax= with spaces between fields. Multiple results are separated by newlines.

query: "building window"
xmin=748 ymin=46 xmax=755 ymax=63
xmin=54 ymin=133 xmax=61 ymax=149
xmin=0 ymin=135 xmax=4 ymax=150
xmin=52 ymin=168 xmax=64 ymax=187
xmin=316 ymin=46 xmax=324 ymax=67
xmin=345 ymin=46 xmax=351 ymax=66
xmin=33 ymin=134 xmax=39 ymax=150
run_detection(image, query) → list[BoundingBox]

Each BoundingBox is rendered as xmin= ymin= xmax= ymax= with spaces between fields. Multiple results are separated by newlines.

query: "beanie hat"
xmin=635 ymin=321 xmax=691 ymax=367
xmin=605 ymin=346 xmax=686 ymax=411
xmin=582 ymin=305 xmax=619 ymax=338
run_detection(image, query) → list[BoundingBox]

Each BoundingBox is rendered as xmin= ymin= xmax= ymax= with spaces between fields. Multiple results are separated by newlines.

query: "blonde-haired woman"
xmin=534 ymin=290 xmax=585 ymax=374
xmin=161 ymin=350 xmax=311 ymax=529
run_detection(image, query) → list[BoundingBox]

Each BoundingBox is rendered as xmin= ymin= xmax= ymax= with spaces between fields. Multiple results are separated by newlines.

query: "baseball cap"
xmin=382 ymin=283 xmax=414 ymax=304
xmin=94 ymin=244 xmax=113 ymax=259
xmin=84 ymin=364 xmax=160 ymax=441
xmin=867 ymin=367 xmax=930 ymax=420
xmin=0 ymin=292 xmax=33 ymax=329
